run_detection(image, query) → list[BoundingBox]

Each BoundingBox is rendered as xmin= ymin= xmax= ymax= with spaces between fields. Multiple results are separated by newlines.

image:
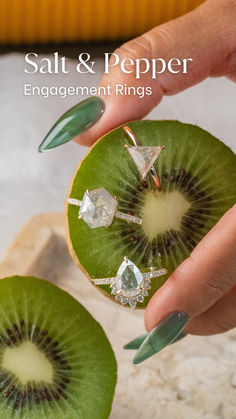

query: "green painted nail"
xmin=170 ymin=331 xmax=187 ymax=345
xmin=123 ymin=333 xmax=148 ymax=350
xmin=124 ymin=330 xmax=187 ymax=351
xmin=133 ymin=311 xmax=188 ymax=364
xmin=38 ymin=96 xmax=105 ymax=152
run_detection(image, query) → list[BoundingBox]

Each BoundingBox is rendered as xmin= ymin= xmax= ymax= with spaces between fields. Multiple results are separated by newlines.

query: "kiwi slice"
xmin=66 ymin=120 xmax=236 ymax=308
xmin=0 ymin=276 xmax=116 ymax=418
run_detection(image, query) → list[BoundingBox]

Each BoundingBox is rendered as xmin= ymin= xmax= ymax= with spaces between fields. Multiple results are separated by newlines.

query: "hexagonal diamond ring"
xmin=67 ymin=187 xmax=142 ymax=229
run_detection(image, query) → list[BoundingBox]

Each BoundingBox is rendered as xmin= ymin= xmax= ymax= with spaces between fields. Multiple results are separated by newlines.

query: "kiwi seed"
xmin=0 ymin=276 xmax=117 ymax=418
xmin=66 ymin=120 xmax=236 ymax=308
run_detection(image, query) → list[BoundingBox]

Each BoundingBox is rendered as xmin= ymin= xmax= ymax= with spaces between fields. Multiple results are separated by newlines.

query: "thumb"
xmin=76 ymin=0 xmax=236 ymax=146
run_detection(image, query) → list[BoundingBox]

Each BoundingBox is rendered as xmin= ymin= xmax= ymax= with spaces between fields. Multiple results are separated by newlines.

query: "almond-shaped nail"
xmin=123 ymin=333 xmax=148 ymax=350
xmin=124 ymin=330 xmax=187 ymax=350
xmin=170 ymin=331 xmax=187 ymax=345
xmin=133 ymin=311 xmax=188 ymax=364
xmin=38 ymin=96 xmax=105 ymax=152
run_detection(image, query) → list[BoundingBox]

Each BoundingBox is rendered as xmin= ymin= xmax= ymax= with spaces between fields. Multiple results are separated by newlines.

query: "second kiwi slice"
xmin=0 ymin=276 xmax=116 ymax=418
xmin=66 ymin=120 xmax=236 ymax=308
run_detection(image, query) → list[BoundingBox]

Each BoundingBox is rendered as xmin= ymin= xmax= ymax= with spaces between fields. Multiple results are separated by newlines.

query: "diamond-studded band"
xmin=67 ymin=198 xmax=82 ymax=206
xmin=142 ymin=268 xmax=168 ymax=279
xmin=92 ymin=278 xmax=114 ymax=285
xmin=93 ymin=268 xmax=168 ymax=286
xmin=92 ymin=260 xmax=168 ymax=309
xmin=67 ymin=196 xmax=142 ymax=226
xmin=115 ymin=210 xmax=142 ymax=225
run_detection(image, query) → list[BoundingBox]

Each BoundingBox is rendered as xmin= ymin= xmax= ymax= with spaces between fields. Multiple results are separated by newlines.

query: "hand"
xmin=78 ymin=0 xmax=235 ymax=361
xmin=124 ymin=205 xmax=236 ymax=363
xmin=145 ymin=204 xmax=236 ymax=336
xmin=76 ymin=0 xmax=236 ymax=146
xmin=68 ymin=0 xmax=236 ymax=363
xmin=38 ymin=0 xmax=236 ymax=363
xmin=39 ymin=0 xmax=236 ymax=152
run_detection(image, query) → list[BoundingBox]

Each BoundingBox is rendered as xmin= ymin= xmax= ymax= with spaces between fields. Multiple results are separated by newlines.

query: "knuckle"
xmin=118 ymin=35 xmax=153 ymax=61
xmin=214 ymin=321 xmax=229 ymax=333
xmin=205 ymin=278 xmax=228 ymax=295
xmin=213 ymin=316 xmax=236 ymax=333
xmin=151 ymin=24 xmax=177 ymax=48
xmin=205 ymin=268 xmax=234 ymax=296
xmin=204 ymin=271 xmax=232 ymax=298
xmin=120 ymin=24 xmax=177 ymax=60
xmin=189 ymin=252 xmax=233 ymax=297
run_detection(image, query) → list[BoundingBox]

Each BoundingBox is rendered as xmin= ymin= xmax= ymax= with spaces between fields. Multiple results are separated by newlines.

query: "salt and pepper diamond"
xmin=116 ymin=258 xmax=144 ymax=298
xmin=126 ymin=145 xmax=165 ymax=180
xmin=79 ymin=188 xmax=118 ymax=229
xmin=93 ymin=257 xmax=168 ymax=309
xmin=68 ymin=187 xmax=142 ymax=228
xmin=123 ymin=126 xmax=165 ymax=191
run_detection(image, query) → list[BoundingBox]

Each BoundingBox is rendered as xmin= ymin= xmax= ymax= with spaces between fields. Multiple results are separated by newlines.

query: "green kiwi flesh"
xmin=0 ymin=276 xmax=117 ymax=418
xmin=67 ymin=120 xmax=236 ymax=308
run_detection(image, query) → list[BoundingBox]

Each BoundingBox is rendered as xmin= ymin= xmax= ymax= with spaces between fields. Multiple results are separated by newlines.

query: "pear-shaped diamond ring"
xmin=93 ymin=257 xmax=168 ymax=309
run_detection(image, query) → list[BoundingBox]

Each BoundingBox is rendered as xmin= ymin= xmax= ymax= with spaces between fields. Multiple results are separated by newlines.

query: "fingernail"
xmin=124 ymin=330 xmax=187 ymax=351
xmin=123 ymin=333 xmax=148 ymax=350
xmin=38 ymin=96 xmax=105 ymax=152
xmin=133 ymin=311 xmax=188 ymax=364
xmin=170 ymin=331 xmax=187 ymax=345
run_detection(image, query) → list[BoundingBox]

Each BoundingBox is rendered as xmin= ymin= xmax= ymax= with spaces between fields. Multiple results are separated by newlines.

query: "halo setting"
xmin=93 ymin=257 xmax=168 ymax=309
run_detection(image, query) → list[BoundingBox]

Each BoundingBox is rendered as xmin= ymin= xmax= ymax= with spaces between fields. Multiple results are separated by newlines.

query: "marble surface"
xmin=0 ymin=53 xmax=236 ymax=258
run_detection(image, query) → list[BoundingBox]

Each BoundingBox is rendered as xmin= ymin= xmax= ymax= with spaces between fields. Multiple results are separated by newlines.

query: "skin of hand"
xmin=76 ymin=0 xmax=236 ymax=337
xmin=76 ymin=0 xmax=236 ymax=147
